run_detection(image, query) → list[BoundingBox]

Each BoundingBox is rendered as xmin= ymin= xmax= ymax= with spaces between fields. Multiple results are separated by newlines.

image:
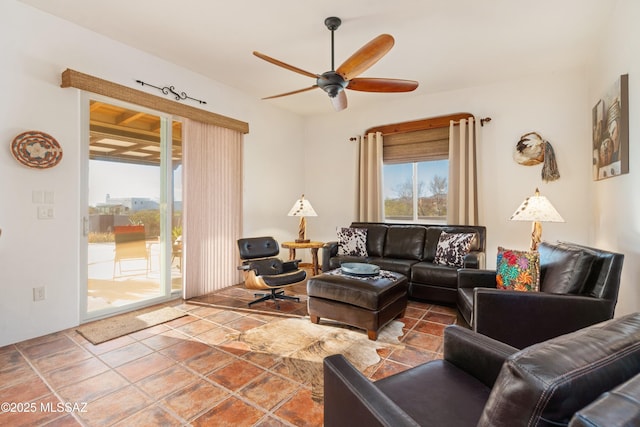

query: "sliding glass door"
xmin=80 ymin=95 xmax=182 ymax=321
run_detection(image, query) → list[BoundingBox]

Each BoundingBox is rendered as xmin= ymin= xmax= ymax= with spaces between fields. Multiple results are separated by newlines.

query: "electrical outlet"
xmin=33 ymin=286 xmax=45 ymax=301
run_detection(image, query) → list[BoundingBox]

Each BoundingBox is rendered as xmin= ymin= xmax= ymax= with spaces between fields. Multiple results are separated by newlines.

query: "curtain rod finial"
xmin=480 ymin=117 xmax=492 ymax=127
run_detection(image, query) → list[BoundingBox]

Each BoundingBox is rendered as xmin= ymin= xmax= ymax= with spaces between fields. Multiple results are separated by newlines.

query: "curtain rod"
xmin=361 ymin=113 xmax=492 ymax=138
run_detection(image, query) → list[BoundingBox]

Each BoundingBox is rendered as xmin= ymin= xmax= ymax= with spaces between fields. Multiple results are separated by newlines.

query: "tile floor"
xmin=0 ymin=298 xmax=457 ymax=427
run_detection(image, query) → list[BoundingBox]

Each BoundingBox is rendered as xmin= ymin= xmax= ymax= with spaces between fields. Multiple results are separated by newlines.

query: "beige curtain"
xmin=182 ymin=119 xmax=243 ymax=298
xmin=357 ymin=131 xmax=384 ymax=222
xmin=447 ymin=118 xmax=478 ymax=225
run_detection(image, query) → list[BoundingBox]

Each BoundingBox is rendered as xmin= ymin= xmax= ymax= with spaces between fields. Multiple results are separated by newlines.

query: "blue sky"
xmin=88 ymin=160 xmax=182 ymax=206
xmin=383 ymin=160 xmax=448 ymax=199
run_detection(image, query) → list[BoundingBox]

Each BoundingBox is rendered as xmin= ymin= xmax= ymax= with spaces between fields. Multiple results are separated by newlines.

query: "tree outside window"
xmin=384 ymin=160 xmax=448 ymax=223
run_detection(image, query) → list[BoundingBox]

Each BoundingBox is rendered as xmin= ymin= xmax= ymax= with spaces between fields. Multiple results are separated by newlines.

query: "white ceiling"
xmin=21 ymin=0 xmax=614 ymax=116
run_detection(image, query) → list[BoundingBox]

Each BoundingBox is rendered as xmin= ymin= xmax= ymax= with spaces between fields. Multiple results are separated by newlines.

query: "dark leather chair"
xmin=324 ymin=312 xmax=640 ymax=427
xmin=237 ymin=236 xmax=306 ymax=309
xmin=457 ymin=241 xmax=624 ymax=348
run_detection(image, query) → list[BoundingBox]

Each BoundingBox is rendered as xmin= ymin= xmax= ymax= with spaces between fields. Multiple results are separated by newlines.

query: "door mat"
xmin=77 ymin=306 xmax=187 ymax=345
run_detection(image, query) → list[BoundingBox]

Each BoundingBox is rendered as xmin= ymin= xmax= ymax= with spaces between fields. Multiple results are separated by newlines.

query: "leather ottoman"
xmin=306 ymin=270 xmax=408 ymax=340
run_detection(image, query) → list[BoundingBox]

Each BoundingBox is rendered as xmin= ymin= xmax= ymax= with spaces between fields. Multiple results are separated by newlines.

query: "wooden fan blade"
xmin=347 ymin=78 xmax=419 ymax=92
xmin=336 ymin=34 xmax=394 ymax=80
xmin=253 ymin=51 xmax=319 ymax=79
xmin=262 ymin=85 xmax=319 ymax=100
xmin=330 ymin=90 xmax=347 ymax=111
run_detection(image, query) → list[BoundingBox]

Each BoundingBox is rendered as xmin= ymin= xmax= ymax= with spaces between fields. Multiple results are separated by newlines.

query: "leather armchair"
xmin=324 ymin=313 xmax=640 ymax=427
xmin=457 ymin=241 xmax=624 ymax=348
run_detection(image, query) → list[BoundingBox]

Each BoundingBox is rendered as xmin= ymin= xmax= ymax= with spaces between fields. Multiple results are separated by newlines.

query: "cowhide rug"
xmin=227 ymin=317 xmax=404 ymax=400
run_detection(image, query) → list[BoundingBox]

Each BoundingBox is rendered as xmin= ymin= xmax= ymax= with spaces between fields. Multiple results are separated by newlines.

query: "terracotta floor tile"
xmin=241 ymin=351 xmax=281 ymax=369
xmin=127 ymin=323 xmax=170 ymax=341
xmin=184 ymin=348 xmax=235 ymax=375
xmin=205 ymin=310 xmax=246 ymax=325
xmin=136 ymin=365 xmax=199 ymax=400
xmin=413 ymin=320 xmax=447 ymax=336
xmin=191 ymin=396 xmax=265 ymax=427
xmin=115 ymin=352 xmax=175 ymax=383
xmin=140 ymin=329 xmax=186 ymax=350
xmin=0 ymin=394 xmax=66 ymax=427
xmin=159 ymin=339 xmax=212 ymax=362
xmin=16 ymin=332 xmax=75 ymax=359
xmin=254 ymin=416 xmax=292 ymax=427
xmin=163 ymin=379 xmax=228 ymax=420
xmin=388 ymin=345 xmax=441 ymax=366
xmin=207 ymin=359 xmax=266 ymax=391
xmin=430 ymin=305 xmax=457 ymax=315
xmin=399 ymin=316 xmax=419 ymax=331
xmin=19 ymin=335 xmax=77 ymax=360
xmin=0 ymin=360 xmax=38 ymax=389
xmin=195 ymin=326 xmax=237 ymax=346
xmin=0 ymin=346 xmax=23 ymax=367
xmin=77 ymin=385 xmax=151 ymax=427
xmin=32 ymin=346 xmax=93 ymax=373
xmin=112 ymin=404 xmax=183 ymax=427
xmin=424 ymin=311 xmax=457 ymax=325
xmin=98 ymin=341 xmax=154 ymax=368
xmin=42 ymin=414 xmax=83 ymax=426
xmin=225 ymin=316 xmax=267 ymax=332
xmin=3 ymin=292 xmax=442 ymax=427
xmin=239 ymin=373 xmax=298 ymax=411
xmin=164 ymin=314 xmax=197 ymax=328
xmin=58 ymin=370 xmax=128 ymax=403
xmin=403 ymin=306 xmax=427 ymax=319
xmin=371 ymin=359 xmax=411 ymax=381
xmin=0 ymin=375 xmax=51 ymax=402
xmin=174 ymin=319 xmax=216 ymax=336
xmin=402 ymin=331 xmax=443 ymax=352
xmin=189 ymin=306 xmax=223 ymax=318
xmin=275 ymin=388 xmax=324 ymax=427
xmin=82 ymin=334 xmax=136 ymax=355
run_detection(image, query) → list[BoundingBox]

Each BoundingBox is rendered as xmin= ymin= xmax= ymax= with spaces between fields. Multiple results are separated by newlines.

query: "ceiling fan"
xmin=253 ymin=17 xmax=419 ymax=112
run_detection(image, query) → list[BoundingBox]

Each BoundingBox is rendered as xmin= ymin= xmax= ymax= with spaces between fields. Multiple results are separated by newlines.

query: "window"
xmin=383 ymin=160 xmax=448 ymax=223
xmin=381 ymin=126 xmax=450 ymax=224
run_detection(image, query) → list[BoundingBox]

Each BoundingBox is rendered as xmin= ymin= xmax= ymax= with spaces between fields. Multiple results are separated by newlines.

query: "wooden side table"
xmin=281 ymin=241 xmax=324 ymax=276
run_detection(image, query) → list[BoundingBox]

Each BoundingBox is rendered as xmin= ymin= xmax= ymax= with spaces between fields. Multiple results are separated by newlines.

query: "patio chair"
xmin=113 ymin=225 xmax=150 ymax=278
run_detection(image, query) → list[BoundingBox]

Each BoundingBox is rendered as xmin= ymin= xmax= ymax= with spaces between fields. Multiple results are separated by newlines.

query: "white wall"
xmin=0 ymin=1 xmax=304 ymax=346
xmin=588 ymin=0 xmax=640 ymax=317
xmin=305 ymin=69 xmax=593 ymax=268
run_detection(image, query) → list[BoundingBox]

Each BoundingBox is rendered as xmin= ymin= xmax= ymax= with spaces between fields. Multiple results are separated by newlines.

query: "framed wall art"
xmin=592 ymin=74 xmax=629 ymax=180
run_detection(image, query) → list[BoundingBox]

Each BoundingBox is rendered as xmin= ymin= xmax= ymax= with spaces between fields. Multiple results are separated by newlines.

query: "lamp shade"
xmin=510 ymin=189 xmax=564 ymax=223
xmin=288 ymin=195 xmax=317 ymax=217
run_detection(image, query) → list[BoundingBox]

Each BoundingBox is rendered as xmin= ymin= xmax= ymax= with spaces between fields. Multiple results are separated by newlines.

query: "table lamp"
xmin=288 ymin=194 xmax=317 ymax=243
xmin=510 ymin=188 xmax=564 ymax=250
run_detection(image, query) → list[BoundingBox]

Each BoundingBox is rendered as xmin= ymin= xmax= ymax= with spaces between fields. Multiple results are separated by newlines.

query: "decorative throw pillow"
xmin=337 ymin=227 xmax=368 ymax=257
xmin=433 ymin=232 xmax=475 ymax=267
xmin=496 ymin=247 xmax=540 ymax=292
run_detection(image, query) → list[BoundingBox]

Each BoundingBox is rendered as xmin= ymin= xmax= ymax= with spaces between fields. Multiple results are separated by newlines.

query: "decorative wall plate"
xmin=11 ymin=130 xmax=63 ymax=169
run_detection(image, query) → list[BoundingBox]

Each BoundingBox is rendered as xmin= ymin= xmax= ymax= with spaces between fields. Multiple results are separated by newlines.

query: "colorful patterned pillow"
xmin=337 ymin=227 xmax=368 ymax=257
xmin=496 ymin=247 xmax=540 ymax=292
xmin=433 ymin=232 xmax=475 ymax=267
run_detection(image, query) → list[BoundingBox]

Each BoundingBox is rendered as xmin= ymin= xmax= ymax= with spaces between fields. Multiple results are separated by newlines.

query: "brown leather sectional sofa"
xmin=321 ymin=222 xmax=486 ymax=304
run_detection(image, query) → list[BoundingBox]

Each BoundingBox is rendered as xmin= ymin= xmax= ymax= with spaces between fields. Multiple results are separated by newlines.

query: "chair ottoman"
xmin=306 ymin=269 xmax=408 ymax=340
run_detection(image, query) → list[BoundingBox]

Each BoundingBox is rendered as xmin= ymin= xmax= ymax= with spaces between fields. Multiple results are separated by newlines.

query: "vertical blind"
xmin=183 ymin=119 xmax=243 ymax=298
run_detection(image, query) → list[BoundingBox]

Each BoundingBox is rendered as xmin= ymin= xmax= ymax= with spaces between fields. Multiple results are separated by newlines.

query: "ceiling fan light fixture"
xmin=317 ymin=71 xmax=347 ymax=98
xmin=254 ymin=16 xmax=418 ymax=111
